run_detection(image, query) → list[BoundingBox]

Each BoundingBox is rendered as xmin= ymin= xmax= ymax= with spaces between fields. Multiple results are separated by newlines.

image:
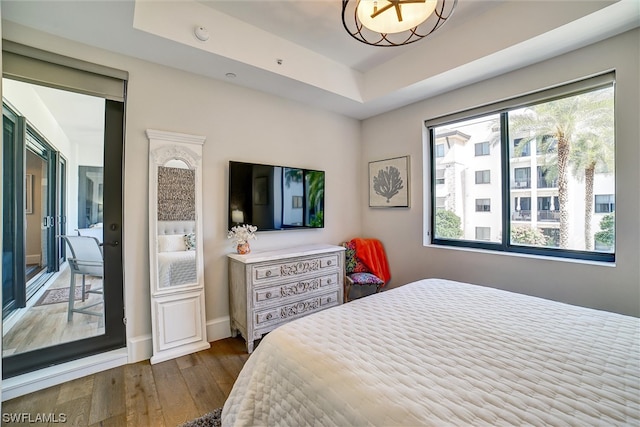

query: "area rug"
xmin=34 ymin=285 xmax=91 ymax=307
xmin=180 ymin=407 xmax=222 ymax=427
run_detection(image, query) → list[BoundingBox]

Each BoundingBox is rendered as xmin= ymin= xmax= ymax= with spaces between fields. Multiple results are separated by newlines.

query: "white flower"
xmin=227 ymin=224 xmax=258 ymax=245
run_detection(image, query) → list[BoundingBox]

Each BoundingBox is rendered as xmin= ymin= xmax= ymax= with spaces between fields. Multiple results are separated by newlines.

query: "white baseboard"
xmin=1 ymin=348 xmax=128 ymax=401
xmin=127 ymin=316 xmax=230 ymax=364
xmin=1 ymin=316 xmax=232 ymax=401
xmin=127 ymin=334 xmax=152 ymax=363
xmin=207 ymin=315 xmax=231 ymax=342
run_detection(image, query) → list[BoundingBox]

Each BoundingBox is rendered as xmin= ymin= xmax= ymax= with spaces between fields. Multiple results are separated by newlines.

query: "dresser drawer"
xmin=253 ymin=254 xmax=339 ymax=282
xmin=255 ymin=273 xmax=338 ymax=304
xmin=255 ymin=290 xmax=340 ymax=327
xmin=229 ymin=245 xmax=345 ymax=353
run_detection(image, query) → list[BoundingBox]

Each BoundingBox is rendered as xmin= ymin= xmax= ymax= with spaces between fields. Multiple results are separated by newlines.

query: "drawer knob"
xmin=327 ymin=260 xmax=332 ymax=265
xmin=327 ymin=297 xmax=332 ymax=303
xmin=266 ymin=292 xmax=272 ymax=298
xmin=266 ymin=271 xmax=272 ymax=277
xmin=266 ymin=313 xmax=272 ymax=320
xmin=327 ymin=279 xmax=332 ymax=284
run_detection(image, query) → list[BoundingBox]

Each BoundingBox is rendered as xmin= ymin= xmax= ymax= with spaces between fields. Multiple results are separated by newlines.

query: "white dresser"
xmin=228 ymin=244 xmax=345 ymax=353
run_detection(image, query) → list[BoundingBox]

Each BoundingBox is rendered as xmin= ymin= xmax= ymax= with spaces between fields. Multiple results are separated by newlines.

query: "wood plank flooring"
xmin=2 ymin=337 xmax=250 ymax=427
xmin=3 ymin=266 xmax=104 ymax=357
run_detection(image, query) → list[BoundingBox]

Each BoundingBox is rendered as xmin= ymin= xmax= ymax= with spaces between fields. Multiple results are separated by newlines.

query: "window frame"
xmin=475 ymin=198 xmax=491 ymax=212
xmin=475 ymin=170 xmax=490 ymax=184
xmin=594 ymin=194 xmax=615 ymax=213
xmin=425 ymin=72 xmax=615 ymax=263
xmin=474 ymin=141 xmax=490 ymax=156
xmin=475 ymin=226 xmax=491 ymax=241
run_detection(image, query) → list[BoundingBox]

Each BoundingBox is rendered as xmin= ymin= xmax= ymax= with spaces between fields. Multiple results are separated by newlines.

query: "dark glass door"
xmin=2 ymin=82 xmax=125 ymax=378
xmin=57 ymin=155 xmax=67 ymax=265
xmin=2 ymin=106 xmax=25 ymax=315
xmin=24 ymin=132 xmax=58 ymax=299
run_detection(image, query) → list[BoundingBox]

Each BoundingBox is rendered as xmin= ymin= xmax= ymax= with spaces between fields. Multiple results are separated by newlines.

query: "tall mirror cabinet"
xmin=147 ymin=129 xmax=209 ymax=363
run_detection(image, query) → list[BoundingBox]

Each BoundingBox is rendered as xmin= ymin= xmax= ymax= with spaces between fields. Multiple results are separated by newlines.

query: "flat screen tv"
xmin=228 ymin=161 xmax=325 ymax=231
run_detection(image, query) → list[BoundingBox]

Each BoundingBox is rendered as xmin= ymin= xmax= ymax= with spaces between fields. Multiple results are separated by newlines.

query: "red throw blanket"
xmin=353 ymin=238 xmax=391 ymax=285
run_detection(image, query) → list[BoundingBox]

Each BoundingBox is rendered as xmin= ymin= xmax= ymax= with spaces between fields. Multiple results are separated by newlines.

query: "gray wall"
xmin=3 ymin=21 xmax=362 ymax=361
xmin=360 ymin=29 xmax=640 ymax=317
xmin=2 ymin=22 xmax=637 ymax=368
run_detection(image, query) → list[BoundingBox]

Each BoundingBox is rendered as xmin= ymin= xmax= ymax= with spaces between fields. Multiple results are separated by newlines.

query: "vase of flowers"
xmin=227 ymin=224 xmax=257 ymax=254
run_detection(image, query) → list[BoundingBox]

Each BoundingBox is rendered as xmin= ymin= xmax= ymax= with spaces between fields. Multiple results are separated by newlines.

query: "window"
xmin=512 ymin=196 xmax=531 ymax=221
xmin=435 ymin=169 xmax=445 ymax=185
xmin=474 ymin=142 xmax=490 ymax=156
xmin=513 ymin=138 xmax=530 ymax=157
xmin=435 ymin=197 xmax=446 ymax=210
xmin=537 ymin=196 xmax=560 ymax=221
xmin=475 ymin=198 xmax=491 ymax=212
xmin=292 ymin=195 xmax=303 ymax=208
xmin=475 ymin=227 xmax=491 ymax=241
xmin=513 ymin=167 xmax=531 ymax=189
xmin=595 ymin=194 xmax=615 ymax=213
xmin=427 ymin=73 xmax=615 ymax=262
xmin=475 ymin=170 xmax=490 ymax=184
xmin=435 ymin=144 xmax=445 ymax=158
xmin=431 ymin=115 xmax=503 ymax=244
xmin=537 ymin=166 xmax=558 ymax=188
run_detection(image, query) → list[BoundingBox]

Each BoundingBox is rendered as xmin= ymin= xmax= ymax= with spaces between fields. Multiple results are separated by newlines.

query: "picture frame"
xmin=369 ymin=156 xmax=410 ymax=208
xmin=25 ymin=174 xmax=33 ymax=214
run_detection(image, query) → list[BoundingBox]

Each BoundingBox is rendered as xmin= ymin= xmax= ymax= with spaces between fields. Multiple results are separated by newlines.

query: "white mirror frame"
xmin=146 ymin=129 xmax=210 ymax=363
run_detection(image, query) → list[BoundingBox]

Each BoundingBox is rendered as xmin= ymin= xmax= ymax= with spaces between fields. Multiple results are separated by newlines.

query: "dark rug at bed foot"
xmin=179 ymin=407 xmax=222 ymax=427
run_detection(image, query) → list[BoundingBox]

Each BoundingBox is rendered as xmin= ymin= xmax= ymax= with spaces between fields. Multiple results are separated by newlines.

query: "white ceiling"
xmin=1 ymin=0 xmax=639 ymax=120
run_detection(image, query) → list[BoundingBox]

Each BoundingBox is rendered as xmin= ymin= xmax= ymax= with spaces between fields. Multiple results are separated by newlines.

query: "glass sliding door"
xmin=2 ymin=75 xmax=125 ymax=377
xmin=2 ymin=106 xmax=25 ymax=316
xmin=57 ymin=155 xmax=67 ymax=266
xmin=24 ymin=131 xmax=58 ymax=298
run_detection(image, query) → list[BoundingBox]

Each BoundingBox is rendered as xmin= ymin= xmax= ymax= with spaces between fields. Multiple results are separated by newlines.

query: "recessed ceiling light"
xmin=225 ymin=73 xmax=237 ymax=79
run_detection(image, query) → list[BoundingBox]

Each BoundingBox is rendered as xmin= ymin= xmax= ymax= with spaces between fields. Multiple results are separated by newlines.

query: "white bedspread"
xmin=157 ymin=251 xmax=196 ymax=287
xmin=222 ymin=278 xmax=640 ymax=426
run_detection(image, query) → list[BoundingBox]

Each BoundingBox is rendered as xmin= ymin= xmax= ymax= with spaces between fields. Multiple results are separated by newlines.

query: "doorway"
xmin=1 ymin=72 xmax=126 ymax=377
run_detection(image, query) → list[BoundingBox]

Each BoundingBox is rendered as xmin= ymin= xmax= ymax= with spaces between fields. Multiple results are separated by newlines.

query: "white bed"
xmin=222 ymin=278 xmax=640 ymax=426
xmin=156 ymin=220 xmax=197 ymax=288
xmin=157 ymin=250 xmax=196 ymax=288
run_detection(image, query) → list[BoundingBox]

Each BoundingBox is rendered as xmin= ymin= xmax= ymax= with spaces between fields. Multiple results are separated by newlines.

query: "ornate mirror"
xmin=147 ymin=129 xmax=209 ymax=363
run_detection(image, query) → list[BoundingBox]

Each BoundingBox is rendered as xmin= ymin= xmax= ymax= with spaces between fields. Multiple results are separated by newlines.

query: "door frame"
xmin=2 ymin=104 xmax=26 ymax=315
xmin=2 ymin=99 xmax=126 ymax=378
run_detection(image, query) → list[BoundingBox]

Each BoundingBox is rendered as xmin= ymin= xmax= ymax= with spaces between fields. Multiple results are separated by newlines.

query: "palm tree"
xmin=306 ymin=171 xmax=324 ymax=214
xmin=569 ymin=122 xmax=614 ymax=250
xmin=508 ymin=87 xmax=613 ymax=249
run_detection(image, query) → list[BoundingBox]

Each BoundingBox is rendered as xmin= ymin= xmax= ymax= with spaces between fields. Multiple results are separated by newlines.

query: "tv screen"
xmin=228 ymin=161 xmax=325 ymax=231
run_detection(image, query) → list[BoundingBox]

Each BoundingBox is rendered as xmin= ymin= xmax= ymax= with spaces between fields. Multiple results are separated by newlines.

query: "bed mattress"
xmin=157 ymin=250 xmax=196 ymax=287
xmin=222 ymin=278 xmax=640 ymax=426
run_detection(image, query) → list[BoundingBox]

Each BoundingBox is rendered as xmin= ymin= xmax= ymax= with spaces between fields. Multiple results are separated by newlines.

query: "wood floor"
xmin=3 ymin=266 xmax=104 ymax=357
xmin=2 ymin=337 xmax=250 ymax=427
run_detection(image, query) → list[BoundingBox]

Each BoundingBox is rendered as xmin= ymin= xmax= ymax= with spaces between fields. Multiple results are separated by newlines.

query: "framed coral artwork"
xmin=368 ymin=156 xmax=410 ymax=208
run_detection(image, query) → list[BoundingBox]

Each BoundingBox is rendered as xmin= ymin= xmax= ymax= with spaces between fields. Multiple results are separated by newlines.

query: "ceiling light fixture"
xmin=342 ymin=0 xmax=457 ymax=47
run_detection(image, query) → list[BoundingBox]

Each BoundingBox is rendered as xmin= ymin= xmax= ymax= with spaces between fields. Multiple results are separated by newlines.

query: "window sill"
xmin=423 ymin=241 xmax=616 ymax=268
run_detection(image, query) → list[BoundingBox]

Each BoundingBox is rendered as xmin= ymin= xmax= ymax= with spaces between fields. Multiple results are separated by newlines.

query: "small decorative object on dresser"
xmin=228 ymin=224 xmax=257 ymax=254
xmin=228 ymin=244 xmax=345 ymax=353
